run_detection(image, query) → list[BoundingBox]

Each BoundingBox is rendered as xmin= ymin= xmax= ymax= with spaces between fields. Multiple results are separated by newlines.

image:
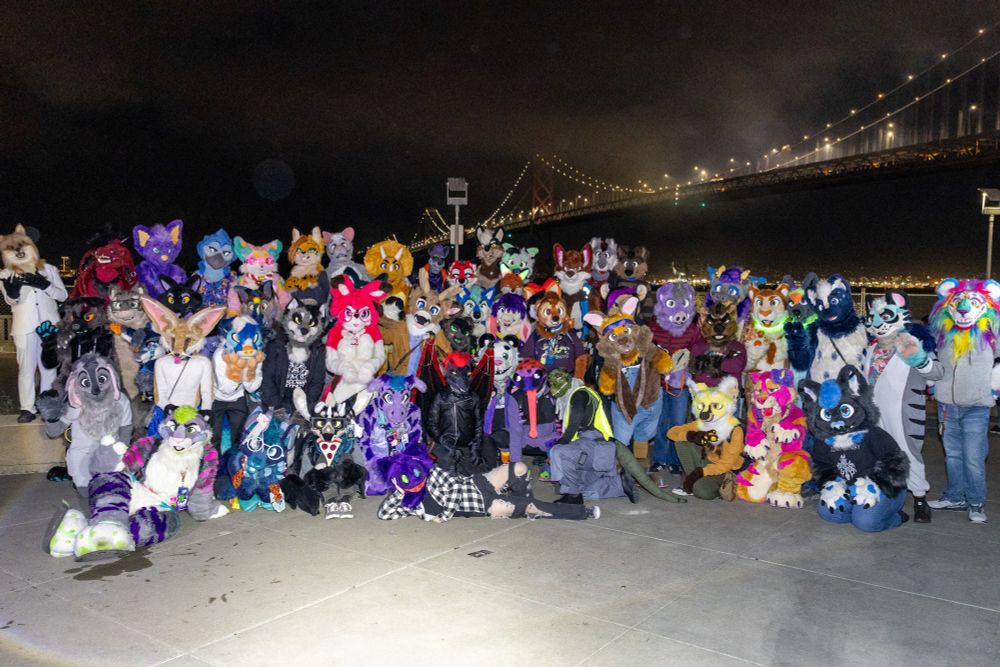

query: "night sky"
xmin=2 ymin=1 xmax=999 ymax=275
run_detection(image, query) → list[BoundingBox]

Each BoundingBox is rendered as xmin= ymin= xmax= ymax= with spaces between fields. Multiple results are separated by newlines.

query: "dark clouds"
xmin=0 ymin=1 xmax=997 ymax=263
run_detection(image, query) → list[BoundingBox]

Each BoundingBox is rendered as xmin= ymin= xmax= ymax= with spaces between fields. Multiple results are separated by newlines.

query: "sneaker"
xmin=671 ymin=487 xmax=693 ymax=497
xmin=555 ymin=493 xmax=583 ymax=505
xmin=913 ymin=496 xmax=932 ymax=523
xmin=620 ymin=470 xmax=637 ymax=504
xmin=969 ymin=504 xmax=987 ymax=524
xmin=324 ymin=502 xmax=343 ymax=520
xmin=667 ymin=464 xmax=684 ymax=476
xmin=990 ymin=425 xmax=1000 ymax=435
xmin=898 ymin=510 xmax=910 ymax=525
xmin=928 ymin=497 xmax=967 ymax=511
xmin=586 ymin=506 xmax=600 ymax=520
xmin=339 ymin=502 xmax=354 ymax=519
xmin=647 ymin=463 xmax=667 ymax=474
xmin=17 ymin=410 xmax=36 ymax=424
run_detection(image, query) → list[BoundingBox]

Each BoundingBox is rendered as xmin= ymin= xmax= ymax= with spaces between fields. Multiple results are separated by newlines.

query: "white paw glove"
xmin=850 ymin=477 xmax=882 ymax=509
xmin=819 ymin=478 xmax=850 ymax=514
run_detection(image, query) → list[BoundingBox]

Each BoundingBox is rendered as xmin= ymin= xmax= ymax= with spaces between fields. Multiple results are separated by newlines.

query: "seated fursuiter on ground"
xmin=215 ymin=407 xmax=294 ymax=512
xmin=47 ymin=405 xmax=226 ymax=561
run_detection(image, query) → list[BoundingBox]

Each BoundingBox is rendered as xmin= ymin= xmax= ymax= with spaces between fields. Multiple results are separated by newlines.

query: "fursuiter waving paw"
xmin=800 ymin=365 xmax=910 ymax=532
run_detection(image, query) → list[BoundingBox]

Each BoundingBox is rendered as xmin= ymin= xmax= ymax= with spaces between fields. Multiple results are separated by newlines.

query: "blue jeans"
xmin=652 ymin=387 xmax=689 ymax=466
xmin=817 ymin=487 xmax=907 ymax=532
xmin=938 ymin=403 xmax=991 ymax=506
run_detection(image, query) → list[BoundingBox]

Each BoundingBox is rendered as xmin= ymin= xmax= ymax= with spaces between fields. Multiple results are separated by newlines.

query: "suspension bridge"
xmin=412 ymin=24 xmax=1000 ymax=251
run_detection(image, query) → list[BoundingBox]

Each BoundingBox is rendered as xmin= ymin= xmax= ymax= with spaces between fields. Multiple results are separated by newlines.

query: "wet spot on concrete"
xmin=73 ymin=553 xmax=153 ymax=581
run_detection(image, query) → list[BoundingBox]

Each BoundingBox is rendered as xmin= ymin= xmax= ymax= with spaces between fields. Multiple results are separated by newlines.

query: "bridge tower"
xmin=531 ymin=160 xmax=555 ymax=216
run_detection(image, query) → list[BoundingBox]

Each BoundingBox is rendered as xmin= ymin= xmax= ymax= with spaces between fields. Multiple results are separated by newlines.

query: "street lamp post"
xmin=978 ymin=188 xmax=1000 ymax=280
xmin=446 ymin=177 xmax=468 ymax=262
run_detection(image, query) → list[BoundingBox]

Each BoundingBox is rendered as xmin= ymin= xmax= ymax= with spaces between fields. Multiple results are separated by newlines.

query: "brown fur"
xmin=141 ymin=296 xmax=225 ymax=357
xmin=698 ymin=301 xmax=740 ymax=349
xmin=0 ymin=224 xmax=44 ymax=274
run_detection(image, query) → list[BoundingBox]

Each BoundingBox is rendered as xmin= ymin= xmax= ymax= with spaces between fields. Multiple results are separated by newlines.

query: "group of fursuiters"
xmin=0 ymin=219 xmax=996 ymax=561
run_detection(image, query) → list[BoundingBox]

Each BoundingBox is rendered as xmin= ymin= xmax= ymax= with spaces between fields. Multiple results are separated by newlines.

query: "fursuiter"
xmin=736 ymin=370 xmax=811 ymax=507
xmin=500 ymin=243 xmax=539 ymax=284
xmin=133 ymin=220 xmax=186 ymax=298
xmin=0 ymin=224 xmax=69 ymax=421
xmin=37 ymin=353 xmax=133 ymax=492
xmin=216 ymin=407 xmax=294 ymax=511
xmin=522 ymin=280 xmax=587 ymax=378
xmin=283 ymin=388 xmax=367 ymax=518
xmin=357 ymin=374 xmax=430 ymax=495
xmin=490 ymin=359 xmax=561 ymax=463
xmin=487 ymin=292 xmax=531 ymax=343
xmin=588 ymin=237 xmax=618 ymax=285
xmin=233 ymin=236 xmax=287 ymax=296
xmin=405 ymin=272 xmax=462 ymax=416
xmin=612 ymin=245 xmax=652 ymax=322
xmin=377 ymin=295 xmax=410 ymax=374
xmin=195 ymin=228 xmax=238 ymax=306
xmin=584 ymin=296 xmax=675 ymax=459
xmin=70 ymin=228 xmax=137 ymax=301
xmin=285 ymin=226 xmax=331 ymax=304
xmin=47 ymin=406 xmax=226 ymax=561
xmin=441 ymin=315 xmax=475 ymax=355
xmin=448 ymin=259 xmax=478 ymax=292
xmin=157 ymin=275 xmax=203 ymax=317
xmin=427 ymin=352 xmax=486 ymax=475
xmin=377 ymin=443 xmax=598 ymax=522
xmin=705 ymin=265 xmax=755 ymax=324
xmin=862 ymin=289 xmax=942 ymax=522
xmin=786 ymin=273 xmax=867 ymax=383
xmin=324 ymin=226 xmax=369 ymax=282
xmin=107 ymin=284 xmax=148 ymax=399
xmin=228 ymin=282 xmax=282 ymax=331
xmin=667 ymin=377 xmax=745 ymax=500
xmin=211 ymin=315 xmax=264 ymax=448
xmin=261 ymin=299 xmax=327 ymax=413
xmin=497 ymin=271 xmax=524 ymax=295
xmin=326 ymin=275 xmax=390 ymax=408
xmin=475 ymin=225 xmax=505 ymax=288
xmin=478 ymin=334 xmax=520 ymax=398
xmin=455 ymin=285 xmax=495 ymax=340
xmin=39 ymin=296 xmax=115 ymax=393
xmin=689 ymin=301 xmax=747 ymax=387
xmin=648 ymin=280 xmax=701 ymax=474
xmin=364 ymin=239 xmax=414 ymax=305
xmin=743 ymin=283 xmax=791 ymax=373
xmin=927 ymin=278 xmax=1000 ymax=519
xmin=141 ymin=296 xmax=226 ymax=411
xmin=553 ymin=242 xmax=592 ymax=330
xmin=418 ymin=243 xmax=451 ymax=293
xmin=800 ymin=365 xmax=910 ymax=532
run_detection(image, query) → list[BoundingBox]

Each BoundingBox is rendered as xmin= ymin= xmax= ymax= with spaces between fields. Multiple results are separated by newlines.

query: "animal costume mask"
xmin=654 ymin=281 xmax=696 ymax=336
xmin=216 ymin=407 xmax=291 ymax=511
xmin=285 ymin=227 xmax=325 ymax=292
xmin=864 ymin=289 xmax=912 ymax=342
xmin=133 ymin=220 xmax=186 ymax=298
xmin=744 ymin=283 xmax=791 ymax=372
xmin=930 ymin=278 xmax=1000 ymax=360
xmin=455 ymin=286 xmax=495 ymax=338
xmin=500 ymin=243 xmax=538 ymax=283
xmin=448 ymin=260 xmax=477 ymax=290
xmin=406 ymin=272 xmax=462 ymax=340
xmin=233 ymin=237 xmax=284 ymax=291
xmin=419 ymin=243 xmax=451 ymax=293
xmin=529 ymin=281 xmax=573 ymax=338
xmin=475 ymin=225 xmax=505 ymax=287
xmin=358 ymin=374 xmax=429 ymax=495
xmin=705 ymin=265 xmax=754 ymax=322
xmin=108 ymin=284 xmax=148 ymax=330
xmin=699 ymin=301 xmax=740 ymax=347
xmin=614 ymin=245 xmax=648 ymax=282
xmin=0 ymin=224 xmax=43 ymax=274
xmin=324 ymin=227 xmax=369 ymax=282
xmin=553 ymin=243 xmax=592 ymax=295
xmin=71 ymin=231 xmax=137 ymax=300
xmin=364 ymin=240 xmax=413 ymax=303
xmin=378 ymin=443 xmax=434 ymax=510
xmin=588 ymin=237 xmax=618 ymax=282
xmin=141 ymin=296 xmax=226 ymax=358
xmin=487 ymin=292 xmax=531 ymax=342
xmin=441 ymin=316 xmax=475 ymax=354
xmin=157 ymin=275 xmax=203 ymax=317
xmin=196 ymin=229 xmax=236 ymax=282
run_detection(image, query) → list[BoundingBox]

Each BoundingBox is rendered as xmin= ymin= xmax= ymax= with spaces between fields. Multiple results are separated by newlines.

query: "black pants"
xmin=211 ymin=395 xmax=250 ymax=449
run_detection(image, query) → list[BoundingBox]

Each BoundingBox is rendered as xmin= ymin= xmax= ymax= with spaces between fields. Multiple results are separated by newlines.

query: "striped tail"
xmin=87 ymin=471 xmax=132 ymax=525
xmin=129 ymin=508 xmax=180 ymax=547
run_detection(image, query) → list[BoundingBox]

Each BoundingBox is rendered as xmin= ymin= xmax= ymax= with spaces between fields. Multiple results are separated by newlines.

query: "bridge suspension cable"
xmin=482 ymin=160 xmax=532 ymax=227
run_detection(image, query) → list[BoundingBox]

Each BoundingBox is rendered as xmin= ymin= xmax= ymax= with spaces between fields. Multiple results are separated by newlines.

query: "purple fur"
xmin=654 ymin=281 xmax=696 ymax=336
xmin=491 ymin=292 xmax=528 ymax=319
xmin=133 ymin=220 xmax=186 ymax=297
xmin=706 ymin=265 xmax=752 ymax=321
xmin=358 ymin=374 xmax=429 ymax=495
xmin=376 ymin=444 xmax=434 ymax=509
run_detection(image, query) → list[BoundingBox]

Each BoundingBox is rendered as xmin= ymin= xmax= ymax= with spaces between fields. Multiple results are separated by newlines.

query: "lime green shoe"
xmin=73 ymin=521 xmax=135 ymax=561
xmin=47 ymin=508 xmax=87 ymax=558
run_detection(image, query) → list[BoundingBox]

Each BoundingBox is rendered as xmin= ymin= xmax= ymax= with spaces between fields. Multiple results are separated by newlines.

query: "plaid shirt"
xmin=377 ymin=466 xmax=486 ymax=521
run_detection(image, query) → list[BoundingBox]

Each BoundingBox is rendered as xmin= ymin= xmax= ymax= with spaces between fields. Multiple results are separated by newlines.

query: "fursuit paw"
xmin=36 ymin=389 xmax=65 ymax=423
xmin=743 ymin=440 xmax=768 ymax=460
xmin=850 ymin=477 xmax=882 ymax=509
xmin=91 ymin=436 xmax=127 ymax=473
xmin=209 ymin=501 xmax=229 ymax=519
xmin=767 ymin=489 xmax=803 ymax=509
xmin=819 ymin=479 xmax=850 ymax=514
xmin=48 ymin=507 xmax=87 ymax=558
xmin=74 ymin=521 xmax=135 ymax=561
xmin=770 ymin=424 xmax=801 ymax=445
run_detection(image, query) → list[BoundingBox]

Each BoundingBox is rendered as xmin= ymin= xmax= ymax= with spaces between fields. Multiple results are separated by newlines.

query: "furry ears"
xmin=838 ymin=364 xmax=867 ymax=398
xmin=582 ymin=309 xmax=606 ymax=329
xmin=292 ymin=227 xmax=322 ymax=243
xmin=884 ymin=288 xmax=909 ymax=309
xmin=798 ymin=379 xmax=820 ymax=405
xmin=717 ymin=375 xmax=739 ymax=399
xmin=322 ymin=227 xmax=355 ymax=244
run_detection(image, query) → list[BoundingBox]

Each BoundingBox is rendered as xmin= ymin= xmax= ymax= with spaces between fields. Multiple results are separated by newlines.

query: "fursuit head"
xmin=0 ymin=223 xmax=43 ymax=274
xmin=588 ymin=237 xmax=618 ymax=282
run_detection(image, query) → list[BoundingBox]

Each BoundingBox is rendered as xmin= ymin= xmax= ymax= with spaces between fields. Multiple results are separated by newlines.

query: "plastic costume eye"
xmin=820 ymin=409 xmax=832 ymax=421
xmin=839 ymin=404 xmax=855 ymax=418
xmin=400 ymin=474 xmax=410 ymax=485
xmin=413 ymin=467 xmax=422 ymax=477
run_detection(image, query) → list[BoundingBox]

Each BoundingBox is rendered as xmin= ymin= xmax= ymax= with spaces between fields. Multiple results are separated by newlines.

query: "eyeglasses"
xmin=110 ymin=299 xmax=140 ymax=311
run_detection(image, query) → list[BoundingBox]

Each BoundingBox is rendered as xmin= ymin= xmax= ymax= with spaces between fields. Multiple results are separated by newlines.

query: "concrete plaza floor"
xmin=1 ymin=431 xmax=998 ymax=666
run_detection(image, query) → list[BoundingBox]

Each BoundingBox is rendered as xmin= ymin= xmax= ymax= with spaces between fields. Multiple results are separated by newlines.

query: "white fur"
xmin=851 ymin=476 xmax=882 ymax=508
xmin=767 ymin=489 xmax=803 ymax=509
xmin=130 ymin=439 xmax=205 ymax=513
xmin=555 ymin=270 xmax=590 ymax=296
xmin=809 ymin=326 xmax=867 ymax=382
xmin=819 ymin=478 xmax=849 ymax=511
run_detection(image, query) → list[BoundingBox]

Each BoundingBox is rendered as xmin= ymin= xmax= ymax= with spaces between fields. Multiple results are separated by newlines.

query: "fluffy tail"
xmin=130 ymin=507 xmax=180 ymax=547
xmin=614 ymin=442 xmax=686 ymax=503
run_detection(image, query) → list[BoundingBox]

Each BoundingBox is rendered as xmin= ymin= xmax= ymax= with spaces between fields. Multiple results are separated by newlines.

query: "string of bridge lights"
xmin=772 ymin=41 xmax=1000 ymax=169
xmin=482 ymin=160 xmax=531 ymax=226
xmin=547 ymin=154 xmax=651 ymax=193
xmin=687 ymin=23 xmax=1000 ymax=183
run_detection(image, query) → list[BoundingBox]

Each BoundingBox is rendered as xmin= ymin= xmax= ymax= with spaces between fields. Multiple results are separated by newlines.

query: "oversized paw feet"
xmin=850 ymin=477 xmax=882 ymax=509
xmin=819 ymin=479 xmax=850 ymax=515
xmin=48 ymin=508 xmax=87 ymax=558
xmin=767 ymin=490 xmax=804 ymax=509
xmin=74 ymin=521 xmax=135 ymax=561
